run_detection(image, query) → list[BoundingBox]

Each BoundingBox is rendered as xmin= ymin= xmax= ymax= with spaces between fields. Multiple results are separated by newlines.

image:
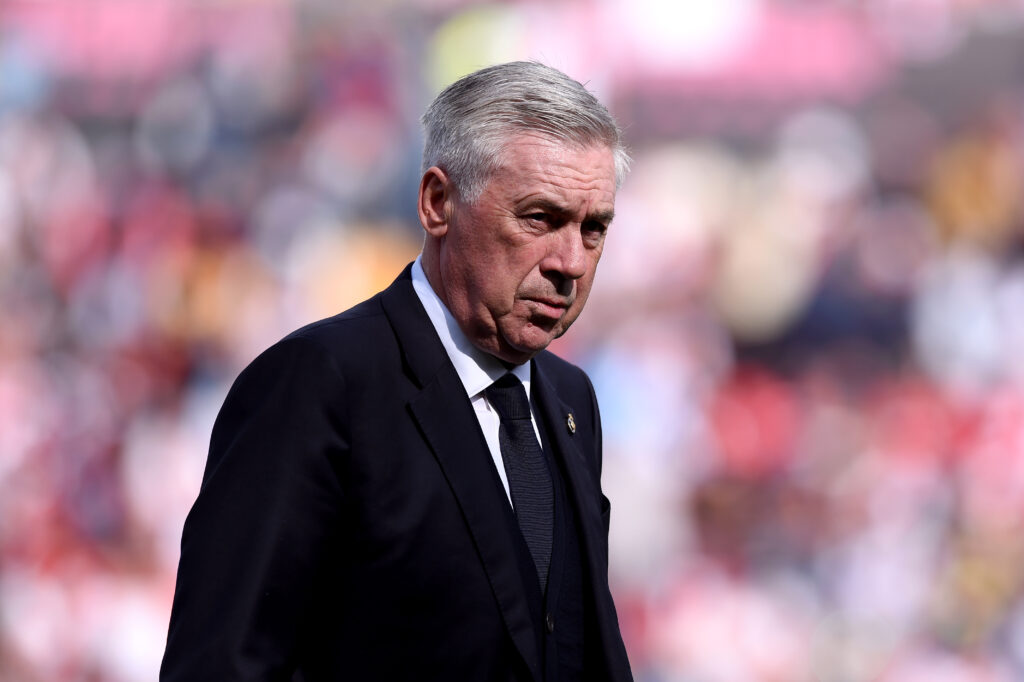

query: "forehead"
xmin=488 ymin=134 xmax=617 ymax=210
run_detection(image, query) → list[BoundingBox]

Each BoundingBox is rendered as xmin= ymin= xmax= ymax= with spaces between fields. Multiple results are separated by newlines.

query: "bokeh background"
xmin=3 ymin=0 xmax=1024 ymax=680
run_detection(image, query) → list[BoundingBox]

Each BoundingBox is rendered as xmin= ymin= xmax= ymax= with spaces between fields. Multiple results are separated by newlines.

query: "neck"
xmin=420 ymin=243 xmax=447 ymax=308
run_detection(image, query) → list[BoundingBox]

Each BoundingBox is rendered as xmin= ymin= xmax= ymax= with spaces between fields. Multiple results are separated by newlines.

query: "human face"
xmin=436 ymin=134 xmax=617 ymax=365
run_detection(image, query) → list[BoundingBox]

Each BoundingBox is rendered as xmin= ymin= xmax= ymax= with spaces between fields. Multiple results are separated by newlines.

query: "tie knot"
xmin=485 ymin=374 xmax=532 ymax=422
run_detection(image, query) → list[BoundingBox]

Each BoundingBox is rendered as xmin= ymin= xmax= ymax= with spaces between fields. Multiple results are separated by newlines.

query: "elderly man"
xmin=161 ymin=61 xmax=633 ymax=682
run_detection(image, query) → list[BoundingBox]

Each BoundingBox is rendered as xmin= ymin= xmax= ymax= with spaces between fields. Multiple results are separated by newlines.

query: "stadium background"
xmin=3 ymin=1 xmax=1024 ymax=679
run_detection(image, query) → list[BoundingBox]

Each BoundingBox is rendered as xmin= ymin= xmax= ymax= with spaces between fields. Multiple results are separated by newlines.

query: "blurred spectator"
xmin=4 ymin=1 xmax=1024 ymax=680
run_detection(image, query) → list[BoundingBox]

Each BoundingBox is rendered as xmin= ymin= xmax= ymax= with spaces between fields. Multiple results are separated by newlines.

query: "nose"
xmin=542 ymin=227 xmax=587 ymax=286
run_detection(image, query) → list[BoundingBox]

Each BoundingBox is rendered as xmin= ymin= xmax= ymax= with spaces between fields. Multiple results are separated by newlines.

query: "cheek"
xmin=508 ymin=257 xmax=545 ymax=294
xmin=480 ymin=265 xmax=529 ymax=317
xmin=576 ymin=262 xmax=599 ymax=298
xmin=565 ymin=266 xmax=598 ymax=318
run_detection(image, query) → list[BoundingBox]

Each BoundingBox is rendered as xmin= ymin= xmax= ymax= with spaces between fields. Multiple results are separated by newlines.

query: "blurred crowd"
xmin=2 ymin=1 xmax=1024 ymax=680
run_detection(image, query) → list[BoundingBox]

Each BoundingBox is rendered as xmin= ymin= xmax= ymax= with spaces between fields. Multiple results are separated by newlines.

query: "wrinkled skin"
xmin=419 ymin=134 xmax=617 ymax=365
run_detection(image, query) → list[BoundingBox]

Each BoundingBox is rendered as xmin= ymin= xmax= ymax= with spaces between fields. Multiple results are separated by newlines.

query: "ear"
xmin=418 ymin=167 xmax=453 ymax=238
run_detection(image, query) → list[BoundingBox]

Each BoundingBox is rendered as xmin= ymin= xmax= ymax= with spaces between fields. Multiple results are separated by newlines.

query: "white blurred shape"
xmin=0 ymin=112 xmax=97 ymax=225
xmin=912 ymin=250 xmax=1002 ymax=395
xmin=994 ymin=266 xmax=1024 ymax=387
xmin=598 ymin=143 xmax=740 ymax=297
xmin=829 ymin=522 xmax=933 ymax=637
xmin=121 ymin=405 xmax=210 ymax=571
xmin=0 ymin=169 xmax=19 ymax=263
xmin=608 ymin=0 xmax=760 ymax=71
xmin=0 ymin=570 xmax=74 ymax=678
xmin=710 ymin=183 xmax=821 ymax=343
xmin=650 ymin=568 xmax=814 ymax=681
xmin=588 ymin=316 xmax=723 ymax=586
xmin=776 ymin=106 xmax=870 ymax=206
xmin=80 ymin=577 xmax=169 ymax=682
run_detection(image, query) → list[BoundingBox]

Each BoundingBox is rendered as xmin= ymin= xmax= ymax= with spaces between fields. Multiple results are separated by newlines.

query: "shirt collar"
xmin=411 ymin=256 xmax=531 ymax=399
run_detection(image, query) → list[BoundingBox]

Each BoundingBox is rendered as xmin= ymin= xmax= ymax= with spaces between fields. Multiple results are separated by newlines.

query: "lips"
xmin=525 ymin=297 xmax=571 ymax=318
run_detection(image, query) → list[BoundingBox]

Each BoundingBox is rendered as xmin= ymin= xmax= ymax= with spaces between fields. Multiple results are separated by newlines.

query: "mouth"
xmin=524 ymin=297 xmax=571 ymax=319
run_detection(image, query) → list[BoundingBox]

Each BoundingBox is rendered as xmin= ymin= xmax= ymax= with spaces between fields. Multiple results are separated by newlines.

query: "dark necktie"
xmin=485 ymin=373 xmax=554 ymax=591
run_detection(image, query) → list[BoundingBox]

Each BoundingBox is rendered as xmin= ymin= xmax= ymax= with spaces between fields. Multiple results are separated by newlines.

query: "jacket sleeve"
xmin=161 ymin=335 xmax=349 ymax=681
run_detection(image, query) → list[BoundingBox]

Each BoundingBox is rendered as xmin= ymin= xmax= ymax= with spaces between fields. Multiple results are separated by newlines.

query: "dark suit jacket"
xmin=161 ymin=265 xmax=633 ymax=681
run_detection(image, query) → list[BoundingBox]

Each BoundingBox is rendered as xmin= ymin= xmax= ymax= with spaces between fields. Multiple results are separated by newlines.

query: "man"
xmin=161 ymin=61 xmax=633 ymax=682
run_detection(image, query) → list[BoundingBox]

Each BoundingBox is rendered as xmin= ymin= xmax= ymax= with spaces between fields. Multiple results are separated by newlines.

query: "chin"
xmin=519 ymin=335 xmax=559 ymax=357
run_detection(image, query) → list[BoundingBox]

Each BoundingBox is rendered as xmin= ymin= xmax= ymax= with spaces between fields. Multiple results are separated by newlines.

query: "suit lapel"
xmin=532 ymin=363 xmax=633 ymax=681
xmin=380 ymin=269 xmax=543 ymax=682
xmin=531 ymin=364 xmax=608 ymax=569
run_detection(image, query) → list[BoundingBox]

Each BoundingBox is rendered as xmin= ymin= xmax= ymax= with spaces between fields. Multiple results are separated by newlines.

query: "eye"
xmin=522 ymin=212 xmax=559 ymax=231
xmin=582 ymin=220 xmax=608 ymax=245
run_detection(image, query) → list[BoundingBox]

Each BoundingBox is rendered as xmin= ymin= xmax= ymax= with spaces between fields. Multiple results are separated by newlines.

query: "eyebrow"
xmin=524 ymin=198 xmax=615 ymax=225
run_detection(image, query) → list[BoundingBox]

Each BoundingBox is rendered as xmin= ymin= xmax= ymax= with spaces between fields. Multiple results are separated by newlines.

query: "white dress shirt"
xmin=411 ymin=256 xmax=542 ymax=506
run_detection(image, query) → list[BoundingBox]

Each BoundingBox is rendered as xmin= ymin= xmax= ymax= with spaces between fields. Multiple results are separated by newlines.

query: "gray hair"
xmin=421 ymin=61 xmax=630 ymax=203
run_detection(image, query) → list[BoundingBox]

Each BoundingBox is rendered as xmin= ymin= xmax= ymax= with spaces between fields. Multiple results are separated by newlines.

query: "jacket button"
xmin=545 ymin=612 xmax=555 ymax=634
